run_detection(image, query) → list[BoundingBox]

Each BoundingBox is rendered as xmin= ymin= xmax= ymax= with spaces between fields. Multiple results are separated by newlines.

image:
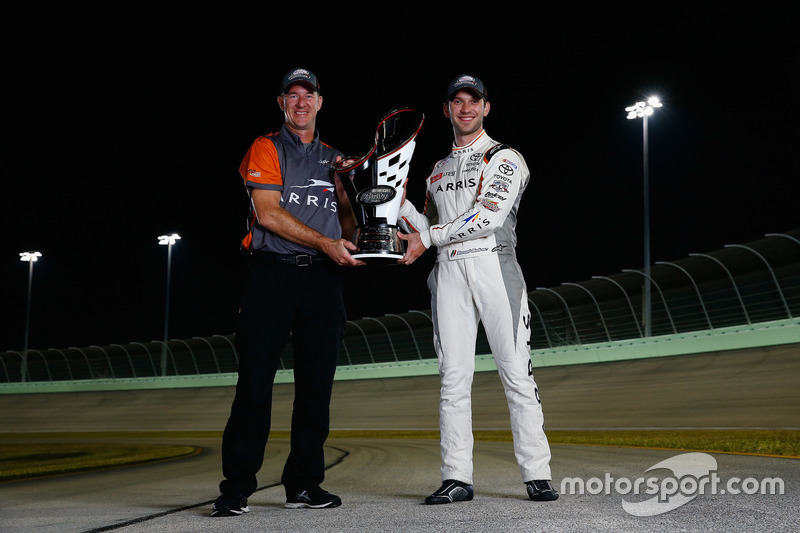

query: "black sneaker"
xmin=424 ymin=479 xmax=474 ymax=505
xmin=211 ymin=493 xmax=249 ymax=516
xmin=285 ymin=486 xmax=342 ymax=509
xmin=525 ymin=479 xmax=559 ymax=501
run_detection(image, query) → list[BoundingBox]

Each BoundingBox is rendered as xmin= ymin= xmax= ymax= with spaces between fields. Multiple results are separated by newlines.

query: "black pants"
xmin=219 ymin=255 xmax=346 ymax=497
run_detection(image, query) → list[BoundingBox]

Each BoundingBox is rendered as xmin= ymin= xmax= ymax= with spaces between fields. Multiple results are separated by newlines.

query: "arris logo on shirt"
xmin=283 ymin=179 xmax=338 ymax=212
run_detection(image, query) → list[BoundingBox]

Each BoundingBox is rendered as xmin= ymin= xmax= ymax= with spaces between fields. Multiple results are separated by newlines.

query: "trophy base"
xmin=351 ymin=225 xmax=405 ymax=264
xmin=351 ymin=250 xmax=404 ymax=264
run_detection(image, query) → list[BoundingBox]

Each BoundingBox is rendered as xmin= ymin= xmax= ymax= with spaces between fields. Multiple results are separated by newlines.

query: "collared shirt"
xmin=239 ymin=124 xmax=344 ymax=254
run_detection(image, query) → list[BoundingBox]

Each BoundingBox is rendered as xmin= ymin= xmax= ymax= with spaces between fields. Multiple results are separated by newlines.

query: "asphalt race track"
xmin=0 ymin=344 xmax=798 ymax=532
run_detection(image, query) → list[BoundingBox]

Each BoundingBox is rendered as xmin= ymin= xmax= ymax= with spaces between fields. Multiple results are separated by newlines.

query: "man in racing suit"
xmin=398 ymin=75 xmax=558 ymax=504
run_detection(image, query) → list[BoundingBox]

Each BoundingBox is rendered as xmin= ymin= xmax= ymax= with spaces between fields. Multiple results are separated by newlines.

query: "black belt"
xmin=252 ymin=251 xmax=328 ymax=266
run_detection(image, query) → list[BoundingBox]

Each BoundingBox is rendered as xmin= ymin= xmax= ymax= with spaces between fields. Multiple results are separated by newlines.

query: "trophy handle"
xmin=336 ymin=152 xmax=373 ymax=175
xmin=376 ymin=108 xmax=425 ymax=157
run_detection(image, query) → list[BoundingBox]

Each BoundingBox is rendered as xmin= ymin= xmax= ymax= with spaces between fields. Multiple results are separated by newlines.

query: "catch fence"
xmin=2 ymin=231 xmax=798 ymax=383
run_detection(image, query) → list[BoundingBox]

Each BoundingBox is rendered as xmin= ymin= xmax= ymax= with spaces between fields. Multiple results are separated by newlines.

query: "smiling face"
xmin=277 ymin=83 xmax=322 ymax=142
xmin=443 ymin=89 xmax=490 ymax=146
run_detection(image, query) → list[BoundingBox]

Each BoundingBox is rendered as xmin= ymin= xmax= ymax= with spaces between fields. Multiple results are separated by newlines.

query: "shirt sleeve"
xmin=239 ymin=136 xmax=282 ymax=191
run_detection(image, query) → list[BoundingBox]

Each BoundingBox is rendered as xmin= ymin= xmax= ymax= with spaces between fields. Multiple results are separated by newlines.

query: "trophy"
xmin=336 ymin=108 xmax=425 ymax=264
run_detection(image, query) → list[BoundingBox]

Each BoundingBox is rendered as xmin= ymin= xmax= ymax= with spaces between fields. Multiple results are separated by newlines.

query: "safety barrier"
xmin=1 ymin=230 xmax=797 ymax=383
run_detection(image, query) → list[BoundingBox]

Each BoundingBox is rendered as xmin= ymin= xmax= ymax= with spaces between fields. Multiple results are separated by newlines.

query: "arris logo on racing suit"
xmin=433 ymin=177 xmax=477 ymax=193
xmin=449 ymin=215 xmax=491 ymax=241
xmin=455 ymin=212 xmax=480 ymax=232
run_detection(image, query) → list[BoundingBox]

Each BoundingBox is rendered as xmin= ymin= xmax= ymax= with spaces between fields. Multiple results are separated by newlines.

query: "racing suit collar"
xmin=451 ymin=130 xmax=488 ymax=153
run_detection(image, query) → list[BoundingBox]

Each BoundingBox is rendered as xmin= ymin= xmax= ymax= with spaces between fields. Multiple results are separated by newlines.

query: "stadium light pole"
xmin=19 ymin=251 xmax=42 ymax=382
xmin=626 ymin=96 xmax=662 ymax=337
xmin=158 ymin=233 xmax=180 ymax=376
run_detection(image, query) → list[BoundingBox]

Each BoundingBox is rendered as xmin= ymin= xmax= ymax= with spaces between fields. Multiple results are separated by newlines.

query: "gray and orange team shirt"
xmin=238 ymin=123 xmax=344 ymax=255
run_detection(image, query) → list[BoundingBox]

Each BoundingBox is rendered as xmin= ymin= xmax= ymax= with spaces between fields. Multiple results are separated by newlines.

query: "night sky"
xmin=2 ymin=7 xmax=797 ymax=352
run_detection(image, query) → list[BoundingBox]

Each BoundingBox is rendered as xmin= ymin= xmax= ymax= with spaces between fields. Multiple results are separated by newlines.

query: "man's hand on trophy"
xmin=323 ymin=238 xmax=366 ymax=267
xmin=397 ymin=232 xmax=426 ymax=265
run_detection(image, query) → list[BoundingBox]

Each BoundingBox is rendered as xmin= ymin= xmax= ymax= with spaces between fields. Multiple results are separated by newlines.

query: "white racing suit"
xmin=399 ymin=131 xmax=552 ymax=484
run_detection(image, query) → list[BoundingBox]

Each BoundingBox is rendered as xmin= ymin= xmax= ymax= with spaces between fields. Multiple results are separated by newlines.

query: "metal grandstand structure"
xmin=2 ymin=230 xmax=798 ymax=383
